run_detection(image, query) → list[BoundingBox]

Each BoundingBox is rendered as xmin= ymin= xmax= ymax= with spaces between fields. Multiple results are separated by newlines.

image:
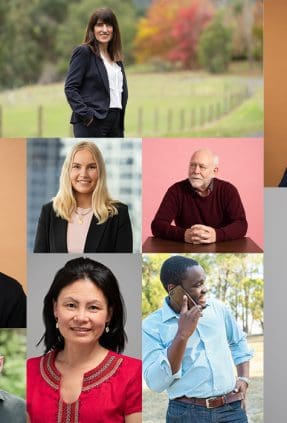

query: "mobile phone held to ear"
xmin=169 ymin=285 xmax=198 ymax=314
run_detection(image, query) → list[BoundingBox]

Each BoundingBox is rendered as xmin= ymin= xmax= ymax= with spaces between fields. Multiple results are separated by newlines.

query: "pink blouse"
xmin=27 ymin=350 xmax=142 ymax=423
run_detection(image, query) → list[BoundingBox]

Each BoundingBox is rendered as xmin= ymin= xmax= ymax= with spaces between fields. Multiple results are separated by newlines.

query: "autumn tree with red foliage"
xmin=134 ymin=0 xmax=214 ymax=69
xmin=168 ymin=1 xmax=214 ymax=69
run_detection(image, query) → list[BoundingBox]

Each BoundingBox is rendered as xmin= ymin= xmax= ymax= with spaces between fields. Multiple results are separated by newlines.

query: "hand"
xmin=188 ymin=224 xmax=216 ymax=244
xmin=85 ymin=116 xmax=94 ymax=127
xmin=176 ymin=295 xmax=202 ymax=340
xmin=233 ymin=378 xmax=248 ymax=410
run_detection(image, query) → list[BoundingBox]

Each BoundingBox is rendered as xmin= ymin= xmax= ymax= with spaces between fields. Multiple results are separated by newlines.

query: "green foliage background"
xmin=0 ymin=329 xmax=26 ymax=398
xmin=142 ymin=254 xmax=263 ymax=335
xmin=0 ymin=0 xmax=262 ymax=90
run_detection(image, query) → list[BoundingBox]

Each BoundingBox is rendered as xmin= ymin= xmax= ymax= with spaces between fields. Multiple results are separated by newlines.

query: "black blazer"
xmin=33 ymin=202 xmax=133 ymax=253
xmin=0 ymin=272 xmax=26 ymax=328
xmin=278 ymin=168 xmax=287 ymax=187
xmin=64 ymin=45 xmax=128 ymax=132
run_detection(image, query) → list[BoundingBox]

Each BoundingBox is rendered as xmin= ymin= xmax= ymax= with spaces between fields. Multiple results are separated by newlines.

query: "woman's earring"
xmin=105 ymin=324 xmax=110 ymax=333
xmin=55 ymin=318 xmax=59 ymax=329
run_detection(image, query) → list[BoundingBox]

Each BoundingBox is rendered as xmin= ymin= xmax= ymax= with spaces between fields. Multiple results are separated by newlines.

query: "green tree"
xmin=0 ymin=329 xmax=26 ymax=398
xmin=0 ymin=0 xmax=77 ymax=89
xmin=198 ymin=12 xmax=233 ymax=73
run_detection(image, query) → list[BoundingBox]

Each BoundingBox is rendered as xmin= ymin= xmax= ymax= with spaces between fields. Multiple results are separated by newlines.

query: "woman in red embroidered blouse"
xmin=27 ymin=257 xmax=142 ymax=423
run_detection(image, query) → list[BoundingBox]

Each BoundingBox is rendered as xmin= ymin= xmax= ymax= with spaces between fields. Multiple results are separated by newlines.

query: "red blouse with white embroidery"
xmin=27 ymin=350 xmax=142 ymax=423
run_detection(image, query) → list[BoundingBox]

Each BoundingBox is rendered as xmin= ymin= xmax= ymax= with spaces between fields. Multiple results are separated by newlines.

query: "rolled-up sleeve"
xmin=142 ymin=318 xmax=182 ymax=392
xmin=224 ymin=306 xmax=254 ymax=365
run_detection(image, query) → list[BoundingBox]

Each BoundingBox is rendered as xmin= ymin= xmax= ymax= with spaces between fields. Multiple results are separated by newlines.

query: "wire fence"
xmin=0 ymin=86 xmax=250 ymax=137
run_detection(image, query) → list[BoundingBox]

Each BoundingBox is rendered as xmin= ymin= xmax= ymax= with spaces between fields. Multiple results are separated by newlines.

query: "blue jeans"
xmin=166 ymin=399 xmax=248 ymax=423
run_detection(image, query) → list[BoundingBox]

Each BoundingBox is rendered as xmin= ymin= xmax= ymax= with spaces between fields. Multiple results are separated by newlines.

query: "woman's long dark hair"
xmin=83 ymin=8 xmax=123 ymax=61
xmin=39 ymin=257 xmax=127 ymax=354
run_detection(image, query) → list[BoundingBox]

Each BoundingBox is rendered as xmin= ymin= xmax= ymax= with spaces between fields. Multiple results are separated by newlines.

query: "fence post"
xmin=38 ymin=105 xmax=43 ymax=137
xmin=200 ymin=107 xmax=205 ymax=127
xmin=167 ymin=109 xmax=173 ymax=133
xmin=0 ymin=106 xmax=2 ymax=137
xmin=216 ymin=102 xmax=221 ymax=119
xmin=224 ymin=96 xmax=229 ymax=114
xmin=208 ymin=104 xmax=213 ymax=123
xmin=179 ymin=109 xmax=185 ymax=131
xmin=230 ymin=94 xmax=234 ymax=110
xmin=137 ymin=107 xmax=143 ymax=135
xmin=190 ymin=109 xmax=195 ymax=129
xmin=154 ymin=108 xmax=159 ymax=133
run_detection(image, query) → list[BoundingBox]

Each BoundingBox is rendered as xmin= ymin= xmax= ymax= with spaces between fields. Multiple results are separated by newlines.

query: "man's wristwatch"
xmin=237 ymin=376 xmax=250 ymax=386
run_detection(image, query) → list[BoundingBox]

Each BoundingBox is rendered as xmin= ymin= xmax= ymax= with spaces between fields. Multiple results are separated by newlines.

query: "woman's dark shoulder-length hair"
xmin=83 ymin=7 xmax=123 ymax=61
xmin=39 ymin=257 xmax=127 ymax=354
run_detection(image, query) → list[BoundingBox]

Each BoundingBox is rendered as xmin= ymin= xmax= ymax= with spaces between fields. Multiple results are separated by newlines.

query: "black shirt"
xmin=0 ymin=272 xmax=26 ymax=328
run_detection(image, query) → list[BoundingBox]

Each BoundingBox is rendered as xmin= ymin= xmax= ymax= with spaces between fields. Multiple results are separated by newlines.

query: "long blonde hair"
xmin=53 ymin=141 xmax=119 ymax=224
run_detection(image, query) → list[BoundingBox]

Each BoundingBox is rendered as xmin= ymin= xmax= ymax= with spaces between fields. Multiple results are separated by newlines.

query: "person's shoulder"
xmin=41 ymin=201 xmax=53 ymax=211
xmin=40 ymin=201 xmax=58 ymax=217
xmin=111 ymin=352 xmax=142 ymax=375
xmin=208 ymin=297 xmax=230 ymax=315
xmin=72 ymin=44 xmax=93 ymax=57
xmin=0 ymin=272 xmax=23 ymax=293
xmin=167 ymin=178 xmax=190 ymax=192
xmin=142 ymin=306 xmax=164 ymax=328
xmin=27 ymin=355 xmax=43 ymax=370
xmin=115 ymin=202 xmax=128 ymax=211
xmin=0 ymin=390 xmax=25 ymax=406
xmin=214 ymin=178 xmax=237 ymax=191
xmin=115 ymin=352 xmax=141 ymax=366
xmin=208 ymin=297 xmax=224 ymax=308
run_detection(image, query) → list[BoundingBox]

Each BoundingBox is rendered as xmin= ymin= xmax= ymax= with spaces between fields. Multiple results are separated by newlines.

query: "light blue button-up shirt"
xmin=142 ymin=297 xmax=253 ymax=399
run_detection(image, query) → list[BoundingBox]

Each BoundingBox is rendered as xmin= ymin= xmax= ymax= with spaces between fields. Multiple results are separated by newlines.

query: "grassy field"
xmin=143 ymin=334 xmax=263 ymax=423
xmin=0 ymin=69 xmax=263 ymax=138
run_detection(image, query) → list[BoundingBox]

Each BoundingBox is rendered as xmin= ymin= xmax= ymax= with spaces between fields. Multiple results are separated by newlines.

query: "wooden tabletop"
xmin=142 ymin=237 xmax=263 ymax=253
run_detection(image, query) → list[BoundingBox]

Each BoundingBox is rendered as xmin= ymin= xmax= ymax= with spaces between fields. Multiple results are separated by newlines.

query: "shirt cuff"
xmin=159 ymin=352 xmax=182 ymax=379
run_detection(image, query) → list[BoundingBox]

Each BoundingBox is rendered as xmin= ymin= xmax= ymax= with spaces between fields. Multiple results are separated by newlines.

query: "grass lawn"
xmin=143 ymin=335 xmax=263 ymax=423
xmin=0 ymin=70 xmax=262 ymax=138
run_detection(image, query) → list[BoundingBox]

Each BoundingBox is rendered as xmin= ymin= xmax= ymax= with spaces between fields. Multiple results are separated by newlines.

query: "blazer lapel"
xmin=95 ymin=55 xmax=109 ymax=94
xmin=53 ymin=216 xmax=68 ymax=252
xmin=84 ymin=216 xmax=106 ymax=252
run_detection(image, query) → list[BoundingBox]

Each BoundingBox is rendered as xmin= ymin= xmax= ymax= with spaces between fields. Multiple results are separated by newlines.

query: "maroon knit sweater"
xmin=151 ymin=178 xmax=248 ymax=242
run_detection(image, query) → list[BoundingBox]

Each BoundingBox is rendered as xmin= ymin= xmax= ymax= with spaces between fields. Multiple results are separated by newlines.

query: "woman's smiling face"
xmin=70 ymin=149 xmax=98 ymax=197
xmin=53 ymin=278 xmax=112 ymax=346
xmin=93 ymin=19 xmax=113 ymax=45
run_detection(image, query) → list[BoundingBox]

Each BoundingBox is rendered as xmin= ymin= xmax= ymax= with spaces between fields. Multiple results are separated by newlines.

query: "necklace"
xmin=75 ymin=208 xmax=92 ymax=224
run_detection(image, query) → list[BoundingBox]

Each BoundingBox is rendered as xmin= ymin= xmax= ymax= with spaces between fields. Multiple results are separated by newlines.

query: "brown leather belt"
xmin=175 ymin=391 xmax=244 ymax=409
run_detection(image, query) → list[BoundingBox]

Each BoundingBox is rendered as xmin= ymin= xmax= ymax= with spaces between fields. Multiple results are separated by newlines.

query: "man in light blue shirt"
xmin=142 ymin=256 xmax=253 ymax=422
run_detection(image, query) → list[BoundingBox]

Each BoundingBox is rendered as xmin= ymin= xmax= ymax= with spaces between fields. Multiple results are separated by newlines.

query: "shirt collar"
xmin=161 ymin=296 xmax=211 ymax=323
xmin=195 ymin=178 xmax=214 ymax=197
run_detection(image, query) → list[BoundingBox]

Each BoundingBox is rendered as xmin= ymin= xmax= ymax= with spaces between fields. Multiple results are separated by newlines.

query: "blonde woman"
xmin=33 ymin=141 xmax=132 ymax=253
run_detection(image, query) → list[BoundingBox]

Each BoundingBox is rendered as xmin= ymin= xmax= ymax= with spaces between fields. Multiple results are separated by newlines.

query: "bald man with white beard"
xmin=151 ymin=149 xmax=247 ymax=244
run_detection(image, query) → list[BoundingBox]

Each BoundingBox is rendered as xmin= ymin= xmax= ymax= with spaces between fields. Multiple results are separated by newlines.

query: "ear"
xmin=167 ymin=283 xmax=176 ymax=293
xmin=53 ymin=300 xmax=58 ymax=319
xmin=106 ymin=307 xmax=113 ymax=324
xmin=213 ymin=166 xmax=219 ymax=175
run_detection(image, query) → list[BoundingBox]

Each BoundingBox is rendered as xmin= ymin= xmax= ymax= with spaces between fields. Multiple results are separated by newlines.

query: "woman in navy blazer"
xmin=65 ymin=8 xmax=128 ymax=138
xmin=33 ymin=141 xmax=133 ymax=253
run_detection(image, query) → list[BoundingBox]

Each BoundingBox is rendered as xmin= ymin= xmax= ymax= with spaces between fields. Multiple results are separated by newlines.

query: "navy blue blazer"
xmin=65 ymin=45 xmax=128 ymax=132
xmin=33 ymin=202 xmax=133 ymax=253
